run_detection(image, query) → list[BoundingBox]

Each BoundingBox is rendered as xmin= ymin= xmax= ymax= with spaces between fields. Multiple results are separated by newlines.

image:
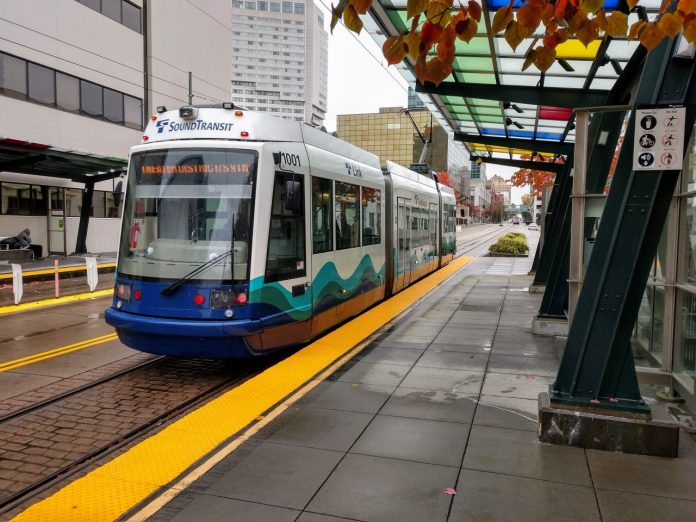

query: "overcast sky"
xmin=316 ymin=3 xmax=407 ymax=133
xmin=317 ymin=5 xmax=528 ymax=204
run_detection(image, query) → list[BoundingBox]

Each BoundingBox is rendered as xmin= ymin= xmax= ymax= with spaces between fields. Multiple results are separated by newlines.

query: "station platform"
xmin=0 ymin=254 xmax=116 ymax=309
xmin=139 ymin=254 xmax=696 ymax=522
xmin=5 ymin=229 xmax=696 ymax=521
xmin=0 ymin=254 xmax=116 ymax=275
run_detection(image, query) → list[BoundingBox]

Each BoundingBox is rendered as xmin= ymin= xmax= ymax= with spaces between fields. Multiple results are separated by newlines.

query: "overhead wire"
xmin=314 ymin=0 xmax=409 ymax=93
xmin=188 ymin=0 xmax=409 ymax=95
xmin=0 ymin=16 xmax=230 ymax=102
xmin=0 ymin=36 xmax=225 ymax=105
xmin=3 ymin=4 xmax=411 ymax=108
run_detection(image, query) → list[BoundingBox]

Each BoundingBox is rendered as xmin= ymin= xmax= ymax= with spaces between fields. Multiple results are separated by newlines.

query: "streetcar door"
xmin=429 ymin=203 xmax=438 ymax=271
xmin=310 ymin=176 xmax=335 ymax=335
xmin=263 ymin=170 xmax=312 ymax=342
xmin=396 ymin=198 xmax=410 ymax=290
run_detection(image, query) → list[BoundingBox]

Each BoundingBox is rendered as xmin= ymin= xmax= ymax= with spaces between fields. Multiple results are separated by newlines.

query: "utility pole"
xmin=188 ymin=71 xmax=193 ymax=105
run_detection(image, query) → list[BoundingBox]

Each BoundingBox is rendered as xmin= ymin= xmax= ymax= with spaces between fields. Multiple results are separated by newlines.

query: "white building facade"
xmin=230 ymin=1 xmax=328 ymax=127
xmin=0 ymin=0 xmax=230 ymax=255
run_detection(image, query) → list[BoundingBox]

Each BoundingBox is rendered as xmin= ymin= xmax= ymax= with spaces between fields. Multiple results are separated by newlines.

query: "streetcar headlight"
xmin=179 ymin=106 xmax=198 ymax=119
xmin=210 ymin=289 xmax=248 ymax=309
xmin=116 ymin=283 xmax=131 ymax=301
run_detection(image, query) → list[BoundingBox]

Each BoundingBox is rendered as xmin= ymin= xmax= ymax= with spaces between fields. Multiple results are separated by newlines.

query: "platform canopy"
xmin=0 ymin=137 xmax=126 ymax=183
xmin=366 ymin=0 xmax=664 ymax=159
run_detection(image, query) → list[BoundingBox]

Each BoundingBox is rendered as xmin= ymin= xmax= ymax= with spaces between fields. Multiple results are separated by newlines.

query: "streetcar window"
xmin=335 ymin=181 xmax=360 ymax=250
xmin=312 ymin=177 xmax=332 ymax=254
xmin=265 ymin=172 xmax=306 ymax=282
xmin=361 ymin=187 xmax=381 ymax=246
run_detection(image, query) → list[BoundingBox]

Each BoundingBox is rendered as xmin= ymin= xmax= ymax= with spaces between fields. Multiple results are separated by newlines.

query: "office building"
xmin=230 ymin=0 xmax=328 ymax=126
xmin=489 ymin=174 xmax=512 ymax=205
xmin=336 ymin=107 xmax=469 ymax=175
xmin=0 ymin=0 xmax=230 ymax=254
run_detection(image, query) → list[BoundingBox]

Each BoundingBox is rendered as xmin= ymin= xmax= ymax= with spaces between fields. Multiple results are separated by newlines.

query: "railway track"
xmin=456 ymin=224 xmax=513 ymax=257
xmin=0 ymin=355 xmax=277 ymax=516
xmin=0 ymin=224 xmax=514 ymax=516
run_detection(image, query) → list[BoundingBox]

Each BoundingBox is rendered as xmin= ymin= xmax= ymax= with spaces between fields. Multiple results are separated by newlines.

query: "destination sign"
xmin=140 ymin=163 xmax=251 ymax=175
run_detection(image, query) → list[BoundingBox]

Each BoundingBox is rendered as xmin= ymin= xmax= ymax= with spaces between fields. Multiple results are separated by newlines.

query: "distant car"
xmin=512 ymin=218 xmax=520 ymax=224
xmin=528 ymin=223 xmax=540 ymax=231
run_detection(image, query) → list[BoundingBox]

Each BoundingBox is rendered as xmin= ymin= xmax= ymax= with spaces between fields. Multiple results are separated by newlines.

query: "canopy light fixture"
xmin=505 ymin=117 xmax=525 ymax=129
xmin=503 ymin=101 xmax=523 ymax=113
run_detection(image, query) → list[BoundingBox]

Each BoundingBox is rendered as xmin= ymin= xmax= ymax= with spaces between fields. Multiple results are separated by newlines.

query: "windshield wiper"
xmin=161 ymin=249 xmax=234 ymax=296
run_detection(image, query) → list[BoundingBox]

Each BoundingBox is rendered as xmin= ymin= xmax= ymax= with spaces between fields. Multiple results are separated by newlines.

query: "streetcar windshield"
xmin=118 ymin=148 xmax=256 ymax=283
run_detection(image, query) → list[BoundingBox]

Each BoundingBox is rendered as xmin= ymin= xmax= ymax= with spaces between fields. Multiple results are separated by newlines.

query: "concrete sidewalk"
xmin=144 ymin=244 xmax=696 ymax=521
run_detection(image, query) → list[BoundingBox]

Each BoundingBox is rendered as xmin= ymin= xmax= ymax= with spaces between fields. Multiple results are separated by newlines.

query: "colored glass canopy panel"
xmin=368 ymin=0 xmax=663 ymax=158
xmin=539 ymin=106 xmax=573 ymax=120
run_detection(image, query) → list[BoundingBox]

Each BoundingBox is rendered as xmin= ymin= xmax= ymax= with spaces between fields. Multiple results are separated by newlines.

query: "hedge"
xmin=489 ymin=232 xmax=529 ymax=256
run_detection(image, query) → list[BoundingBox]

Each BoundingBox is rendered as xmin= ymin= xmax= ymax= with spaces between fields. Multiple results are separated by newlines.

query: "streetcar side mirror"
xmin=283 ymin=181 xmax=303 ymax=213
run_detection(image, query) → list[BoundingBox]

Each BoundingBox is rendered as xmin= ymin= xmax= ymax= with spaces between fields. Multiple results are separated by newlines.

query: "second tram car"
xmin=105 ymin=105 xmax=456 ymax=358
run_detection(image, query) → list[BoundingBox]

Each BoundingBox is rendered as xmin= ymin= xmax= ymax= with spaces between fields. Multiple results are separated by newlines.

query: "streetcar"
xmin=105 ymin=104 xmax=456 ymax=358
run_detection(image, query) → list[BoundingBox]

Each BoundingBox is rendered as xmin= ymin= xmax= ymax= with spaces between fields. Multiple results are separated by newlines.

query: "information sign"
xmin=633 ymin=107 xmax=686 ymax=171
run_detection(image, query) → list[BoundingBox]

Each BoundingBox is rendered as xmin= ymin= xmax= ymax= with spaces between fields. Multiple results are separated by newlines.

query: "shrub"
xmin=489 ymin=232 xmax=529 ymax=256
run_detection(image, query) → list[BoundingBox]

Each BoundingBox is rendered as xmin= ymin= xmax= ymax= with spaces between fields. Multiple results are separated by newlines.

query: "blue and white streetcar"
xmin=105 ymin=104 xmax=456 ymax=358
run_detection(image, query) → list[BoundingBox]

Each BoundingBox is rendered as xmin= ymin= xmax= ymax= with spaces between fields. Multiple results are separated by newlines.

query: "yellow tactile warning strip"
xmin=0 ymin=262 xmax=116 ymax=281
xmin=11 ymin=256 xmax=474 ymax=522
xmin=0 ymin=333 xmax=118 ymax=372
xmin=0 ymin=289 xmax=113 ymax=316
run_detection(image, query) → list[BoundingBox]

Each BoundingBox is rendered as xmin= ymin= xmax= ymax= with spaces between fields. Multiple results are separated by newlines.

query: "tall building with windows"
xmin=0 ymin=0 xmax=230 ymax=254
xmin=488 ymin=174 xmax=512 ymax=205
xmin=230 ymin=1 xmax=328 ymax=126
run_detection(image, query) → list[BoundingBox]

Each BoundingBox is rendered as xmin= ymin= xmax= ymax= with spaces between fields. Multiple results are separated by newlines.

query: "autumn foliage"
xmin=510 ymin=154 xmax=564 ymax=197
xmin=436 ymin=170 xmax=462 ymax=202
xmin=329 ymin=0 xmax=696 ymax=86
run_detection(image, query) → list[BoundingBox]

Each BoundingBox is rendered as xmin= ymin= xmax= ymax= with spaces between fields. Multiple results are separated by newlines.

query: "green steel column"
xmin=538 ymin=109 xmax=630 ymax=318
xmin=550 ymin=36 xmax=696 ymax=413
xmin=532 ymin=162 xmax=572 ymax=286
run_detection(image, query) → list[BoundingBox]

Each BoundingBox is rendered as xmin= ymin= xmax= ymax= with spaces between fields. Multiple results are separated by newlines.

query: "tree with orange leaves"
xmin=329 ymin=0 xmax=696 ymax=86
xmin=436 ymin=170 xmax=462 ymax=204
xmin=510 ymin=154 xmax=563 ymax=198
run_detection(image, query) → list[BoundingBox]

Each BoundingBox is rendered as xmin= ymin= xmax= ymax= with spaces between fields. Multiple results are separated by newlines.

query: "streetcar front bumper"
xmin=105 ymin=308 xmax=264 ymax=358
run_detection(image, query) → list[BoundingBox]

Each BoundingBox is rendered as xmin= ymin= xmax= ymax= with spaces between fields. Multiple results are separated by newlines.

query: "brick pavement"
xmin=0 ymin=358 xmax=233 ymax=501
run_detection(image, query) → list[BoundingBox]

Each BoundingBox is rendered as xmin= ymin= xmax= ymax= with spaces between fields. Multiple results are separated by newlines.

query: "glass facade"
xmin=632 ymin=126 xmax=696 ymax=402
xmin=336 ymin=111 xmax=450 ymax=172
xmin=0 ymin=52 xmax=143 ymax=129
xmin=0 ymin=182 xmax=122 ymax=218
xmin=76 ymin=0 xmax=142 ymax=32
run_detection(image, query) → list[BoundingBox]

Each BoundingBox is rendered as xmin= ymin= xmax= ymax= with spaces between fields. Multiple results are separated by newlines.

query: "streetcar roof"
xmin=141 ymin=106 xmax=380 ymax=169
xmin=384 ymin=160 xmax=437 ymax=189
